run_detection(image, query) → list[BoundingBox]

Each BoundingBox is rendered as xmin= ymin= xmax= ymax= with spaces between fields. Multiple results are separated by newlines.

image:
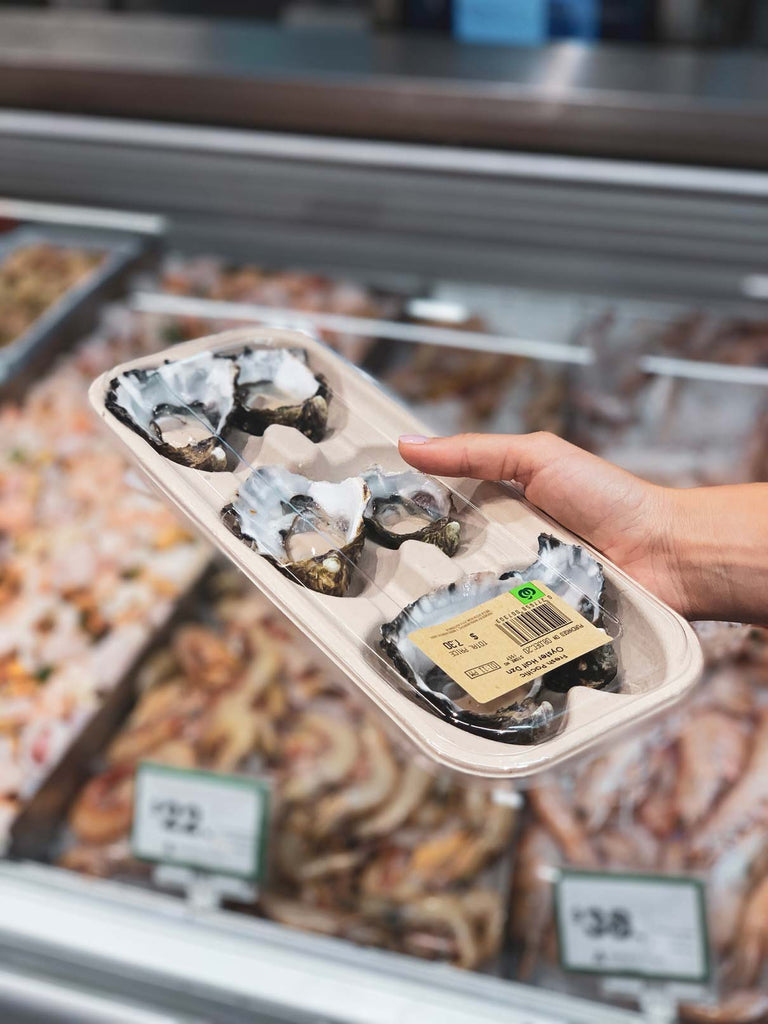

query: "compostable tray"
xmin=89 ymin=326 xmax=703 ymax=779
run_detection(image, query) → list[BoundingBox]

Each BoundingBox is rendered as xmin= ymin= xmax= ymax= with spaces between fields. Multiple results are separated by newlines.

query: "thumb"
xmin=398 ymin=431 xmax=595 ymax=488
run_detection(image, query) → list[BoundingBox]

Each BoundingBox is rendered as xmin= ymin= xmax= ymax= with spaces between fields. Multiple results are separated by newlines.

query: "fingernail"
xmin=399 ymin=434 xmax=430 ymax=445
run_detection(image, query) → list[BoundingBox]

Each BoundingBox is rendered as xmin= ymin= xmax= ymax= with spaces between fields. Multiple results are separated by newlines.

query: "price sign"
xmin=132 ymin=763 xmax=270 ymax=881
xmin=556 ymin=871 xmax=710 ymax=983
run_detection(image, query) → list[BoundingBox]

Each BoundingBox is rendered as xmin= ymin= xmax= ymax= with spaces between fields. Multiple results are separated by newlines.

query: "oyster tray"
xmin=89 ymin=326 xmax=703 ymax=779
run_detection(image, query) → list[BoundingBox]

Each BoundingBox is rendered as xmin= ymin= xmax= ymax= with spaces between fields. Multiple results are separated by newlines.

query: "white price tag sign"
xmin=132 ymin=763 xmax=269 ymax=880
xmin=556 ymin=871 xmax=709 ymax=983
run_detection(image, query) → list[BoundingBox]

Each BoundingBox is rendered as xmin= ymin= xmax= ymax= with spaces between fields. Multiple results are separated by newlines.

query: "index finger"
xmin=398 ymin=431 xmax=573 ymax=486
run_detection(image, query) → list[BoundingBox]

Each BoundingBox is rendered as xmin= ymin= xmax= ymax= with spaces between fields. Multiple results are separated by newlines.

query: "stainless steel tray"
xmin=0 ymin=224 xmax=153 ymax=398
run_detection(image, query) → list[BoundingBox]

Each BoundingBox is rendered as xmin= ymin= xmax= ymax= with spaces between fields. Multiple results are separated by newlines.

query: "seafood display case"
xmin=0 ymin=123 xmax=767 ymax=1020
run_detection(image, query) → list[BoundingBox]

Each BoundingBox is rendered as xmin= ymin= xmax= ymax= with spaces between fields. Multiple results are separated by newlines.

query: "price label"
xmin=409 ymin=580 xmax=611 ymax=704
xmin=132 ymin=763 xmax=270 ymax=881
xmin=556 ymin=871 xmax=710 ymax=983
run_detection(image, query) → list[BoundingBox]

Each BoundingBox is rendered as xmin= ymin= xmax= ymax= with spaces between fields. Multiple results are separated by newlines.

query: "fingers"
xmin=398 ymin=431 xmax=587 ymax=487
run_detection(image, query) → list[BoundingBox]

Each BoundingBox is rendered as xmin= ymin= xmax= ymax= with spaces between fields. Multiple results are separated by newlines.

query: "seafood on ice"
xmin=0 ymin=306 xmax=206 ymax=842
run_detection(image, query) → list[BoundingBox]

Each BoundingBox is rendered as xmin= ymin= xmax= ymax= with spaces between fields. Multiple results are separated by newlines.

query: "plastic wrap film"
xmin=59 ymin=570 xmax=517 ymax=972
xmin=567 ymin=310 xmax=768 ymax=486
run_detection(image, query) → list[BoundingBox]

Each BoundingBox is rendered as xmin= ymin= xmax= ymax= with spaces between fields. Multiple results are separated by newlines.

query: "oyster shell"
xmin=233 ymin=347 xmax=330 ymax=442
xmin=106 ymin=353 xmax=236 ymax=471
xmin=380 ymin=533 xmax=618 ymax=744
xmin=501 ymin=533 xmax=618 ymax=692
xmin=222 ymin=466 xmax=368 ymax=596
xmin=362 ymin=467 xmax=460 ymax=556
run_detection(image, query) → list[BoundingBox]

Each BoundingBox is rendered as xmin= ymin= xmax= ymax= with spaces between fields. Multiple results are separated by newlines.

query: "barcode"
xmin=497 ymin=602 xmax=571 ymax=645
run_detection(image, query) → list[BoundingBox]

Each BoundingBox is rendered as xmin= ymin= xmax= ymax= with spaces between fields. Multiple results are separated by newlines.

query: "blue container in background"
xmin=454 ymin=0 xmax=602 ymax=44
xmin=454 ymin=0 xmax=547 ymax=45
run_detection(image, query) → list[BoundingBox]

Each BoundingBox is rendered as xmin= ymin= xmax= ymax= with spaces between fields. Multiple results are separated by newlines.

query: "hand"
xmin=399 ymin=431 xmax=768 ymax=625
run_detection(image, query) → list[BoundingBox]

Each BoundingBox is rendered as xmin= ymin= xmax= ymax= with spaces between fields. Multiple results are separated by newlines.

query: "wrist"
xmin=664 ymin=484 xmax=768 ymax=623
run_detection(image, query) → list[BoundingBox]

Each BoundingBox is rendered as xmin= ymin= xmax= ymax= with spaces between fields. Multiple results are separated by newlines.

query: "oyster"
xmin=233 ymin=347 xmax=330 ymax=442
xmin=106 ymin=353 xmax=236 ymax=471
xmin=380 ymin=534 xmax=618 ymax=744
xmin=222 ymin=466 xmax=368 ymax=596
xmin=362 ymin=467 xmax=460 ymax=556
xmin=501 ymin=533 xmax=618 ymax=692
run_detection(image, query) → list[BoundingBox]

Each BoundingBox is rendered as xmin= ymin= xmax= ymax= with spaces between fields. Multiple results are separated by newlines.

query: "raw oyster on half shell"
xmin=380 ymin=534 xmax=618 ymax=744
xmin=362 ymin=466 xmax=460 ymax=556
xmin=106 ymin=353 xmax=237 ymax=471
xmin=233 ymin=347 xmax=330 ymax=442
xmin=222 ymin=466 xmax=368 ymax=596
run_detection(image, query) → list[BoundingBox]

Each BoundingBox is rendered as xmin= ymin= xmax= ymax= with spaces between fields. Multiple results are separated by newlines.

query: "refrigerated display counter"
xmin=0 ymin=69 xmax=767 ymax=1021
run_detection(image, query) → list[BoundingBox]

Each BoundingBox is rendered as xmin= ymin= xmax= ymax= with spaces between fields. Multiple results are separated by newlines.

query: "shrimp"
xmin=596 ymin=822 xmax=660 ymax=870
xmin=696 ymin=665 xmax=755 ymax=718
xmin=724 ymin=873 xmax=768 ymax=988
xmin=636 ymin=746 xmax=679 ymax=839
xmin=297 ymin=849 xmax=368 ymax=882
xmin=529 ymin=782 xmax=597 ymax=867
xmin=172 ymin=625 xmax=239 ymax=690
xmin=447 ymin=802 xmax=516 ymax=880
xmin=679 ymin=989 xmax=768 ymax=1024
xmin=313 ymin=723 xmax=398 ymax=836
xmin=399 ymin=894 xmax=480 ymax=970
xmin=280 ymin=711 xmax=359 ymax=803
xmin=675 ymin=709 xmax=750 ymax=829
xmin=197 ymin=695 xmax=265 ymax=772
xmin=572 ymin=732 xmax=656 ymax=833
xmin=106 ymin=715 xmax=183 ymax=766
xmin=461 ymin=889 xmax=505 ymax=964
xmin=706 ymin=829 xmax=768 ymax=954
xmin=355 ymin=761 xmax=432 ymax=838
xmin=147 ymin=739 xmax=197 ymax=769
xmin=106 ymin=681 xmax=207 ymax=765
xmin=135 ymin=648 xmax=178 ymax=694
xmin=68 ymin=766 xmax=135 ymax=845
xmin=361 ymin=804 xmax=514 ymax=899
xmin=510 ymin=825 xmax=560 ymax=980
xmin=231 ymin=633 xmax=283 ymax=703
xmin=691 ymin=710 xmax=768 ymax=865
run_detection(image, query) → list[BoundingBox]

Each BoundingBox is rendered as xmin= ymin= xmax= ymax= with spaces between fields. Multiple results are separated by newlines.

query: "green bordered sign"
xmin=555 ymin=870 xmax=710 ymax=984
xmin=132 ymin=762 xmax=270 ymax=882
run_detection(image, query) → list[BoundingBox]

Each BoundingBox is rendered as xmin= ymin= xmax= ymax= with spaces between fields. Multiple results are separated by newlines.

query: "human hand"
xmin=399 ymin=431 xmax=768 ymax=625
